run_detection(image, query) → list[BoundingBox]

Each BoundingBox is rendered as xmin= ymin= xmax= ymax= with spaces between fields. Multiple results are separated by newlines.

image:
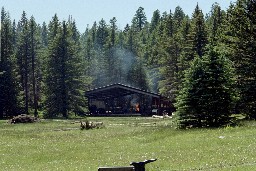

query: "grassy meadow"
xmin=0 ymin=117 xmax=256 ymax=171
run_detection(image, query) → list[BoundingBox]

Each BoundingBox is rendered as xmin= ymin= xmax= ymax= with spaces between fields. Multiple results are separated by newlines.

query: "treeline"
xmin=0 ymin=11 xmax=87 ymax=118
xmin=1 ymin=0 xmax=255 ymax=128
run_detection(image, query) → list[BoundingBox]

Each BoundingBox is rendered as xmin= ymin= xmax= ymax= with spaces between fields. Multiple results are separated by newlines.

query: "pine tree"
xmin=0 ymin=8 xmax=19 ymax=118
xmin=96 ymin=19 xmax=109 ymax=48
xmin=41 ymin=22 xmax=48 ymax=47
xmin=173 ymin=6 xmax=185 ymax=31
xmin=90 ymin=18 xmax=109 ymax=87
xmin=16 ymin=11 xmax=30 ymax=114
xmin=14 ymin=12 xmax=43 ymax=116
xmin=190 ymin=4 xmax=208 ymax=58
xmin=150 ymin=10 xmax=161 ymax=32
xmin=44 ymin=15 xmax=61 ymax=117
xmin=175 ymin=47 xmax=237 ymax=128
xmin=206 ymin=3 xmax=225 ymax=42
xmin=226 ymin=0 xmax=256 ymax=119
xmin=132 ymin=7 xmax=147 ymax=32
xmin=158 ymin=11 xmax=181 ymax=100
xmin=178 ymin=4 xmax=208 ymax=81
xmin=143 ymin=29 xmax=160 ymax=92
xmin=11 ymin=20 xmax=17 ymax=47
xmin=48 ymin=14 xmax=60 ymax=40
xmin=66 ymin=21 xmax=88 ymax=116
xmin=158 ymin=35 xmax=181 ymax=101
xmin=104 ymin=17 xmax=117 ymax=84
xmin=45 ymin=19 xmax=86 ymax=118
xmin=148 ymin=8 xmax=185 ymax=101
xmin=109 ymin=17 xmax=117 ymax=47
xmin=28 ymin=16 xmax=39 ymax=117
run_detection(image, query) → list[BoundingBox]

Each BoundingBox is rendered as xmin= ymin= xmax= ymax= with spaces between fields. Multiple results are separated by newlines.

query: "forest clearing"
xmin=1 ymin=0 xmax=256 ymax=170
xmin=1 ymin=0 xmax=256 ymax=129
xmin=0 ymin=117 xmax=256 ymax=171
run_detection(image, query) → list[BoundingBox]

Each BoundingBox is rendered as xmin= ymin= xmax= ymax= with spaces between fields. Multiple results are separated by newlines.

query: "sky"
xmin=1 ymin=0 xmax=234 ymax=33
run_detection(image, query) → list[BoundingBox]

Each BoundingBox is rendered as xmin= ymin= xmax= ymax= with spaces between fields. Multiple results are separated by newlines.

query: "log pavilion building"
xmin=85 ymin=83 xmax=173 ymax=116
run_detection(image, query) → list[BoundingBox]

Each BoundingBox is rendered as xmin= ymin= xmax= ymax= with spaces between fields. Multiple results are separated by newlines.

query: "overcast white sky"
xmin=1 ymin=0 xmax=234 ymax=32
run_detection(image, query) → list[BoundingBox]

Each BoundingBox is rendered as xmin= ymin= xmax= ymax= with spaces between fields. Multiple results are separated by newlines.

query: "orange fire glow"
xmin=135 ymin=103 xmax=140 ymax=112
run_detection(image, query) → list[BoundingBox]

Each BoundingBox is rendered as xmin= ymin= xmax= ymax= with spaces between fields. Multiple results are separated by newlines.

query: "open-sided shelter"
xmin=85 ymin=83 xmax=172 ymax=116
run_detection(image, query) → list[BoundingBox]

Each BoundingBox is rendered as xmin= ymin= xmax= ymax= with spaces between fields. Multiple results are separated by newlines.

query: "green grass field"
xmin=0 ymin=117 xmax=256 ymax=171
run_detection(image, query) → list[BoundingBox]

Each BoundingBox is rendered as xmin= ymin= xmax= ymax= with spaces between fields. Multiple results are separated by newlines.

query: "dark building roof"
xmin=85 ymin=83 xmax=160 ymax=99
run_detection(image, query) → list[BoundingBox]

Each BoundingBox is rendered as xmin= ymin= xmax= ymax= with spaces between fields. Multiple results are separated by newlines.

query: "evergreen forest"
xmin=1 ymin=0 xmax=256 ymax=128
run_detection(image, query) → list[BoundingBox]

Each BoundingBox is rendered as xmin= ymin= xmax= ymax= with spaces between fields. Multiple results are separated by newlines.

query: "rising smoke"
xmin=89 ymin=47 xmax=153 ymax=91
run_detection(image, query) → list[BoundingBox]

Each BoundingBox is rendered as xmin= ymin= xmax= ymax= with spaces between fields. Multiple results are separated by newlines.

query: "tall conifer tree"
xmin=132 ymin=7 xmax=147 ymax=32
xmin=16 ymin=11 xmax=30 ymax=114
xmin=45 ymin=18 xmax=86 ymax=118
xmin=226 ymin=0 xmax=256 ymax=118
xmin=0 ymin=8 xmax=18 ymax=118
xmin=178 ymin=4 xmax=207 ymax=81
xmin=28 ymin=16 xmax=41 ymax=117
xmin=175 ymin=47 xmax=237 ymax=128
